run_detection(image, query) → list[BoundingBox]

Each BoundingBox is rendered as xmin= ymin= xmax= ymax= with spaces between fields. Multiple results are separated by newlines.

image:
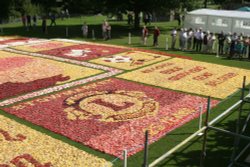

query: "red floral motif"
xmin=205 ymin=72 xmax=238 ymax=87
xmin=0 ymin=57 xmax=34 ymax=71
xmin=0 ymin=128 xmax=26 ymax=141
xmin=168 ymin=66 xmax=206 ymax=81
xmin=0 ymin=75 xmax=69 ymax=100
xmin=0 ymin=38 xmax=29 ymax=45
xmin=39 ymin=44 xmax=128 ymax=61
xmin=0 ymin=154 xmax=52 ymax=167
xmin=4 ymin=78 xmax=219 ymax=157
xmin=31 ymin=42 xmax=65 ymax=49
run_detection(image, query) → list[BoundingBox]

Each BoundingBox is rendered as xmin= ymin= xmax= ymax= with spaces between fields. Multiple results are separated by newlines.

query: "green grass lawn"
xmin=1 ymin=15 xmax=250 ymax=167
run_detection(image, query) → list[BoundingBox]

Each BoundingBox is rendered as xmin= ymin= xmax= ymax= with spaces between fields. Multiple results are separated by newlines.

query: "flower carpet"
xmin=11 ymin=40 xmax=76 ymax=52
xmin=0 ymin=115 xmax=111 ymax=167
xmin=3 ymin=78 xmax=218 ymax=157
xmin=0 ymin=37 xmax=46 ymax=49
xmin=0 ymin=50 xmax=103 ymax=100
xmin=90 ymin=51 xmax=170 ymax=70
xmin=0 ymin=37 xmax=249 ymax=165
xmin=117 ymin=58 xmax=250 ymax=99
xmin=39 ymin=42 xmax=128 ymax=61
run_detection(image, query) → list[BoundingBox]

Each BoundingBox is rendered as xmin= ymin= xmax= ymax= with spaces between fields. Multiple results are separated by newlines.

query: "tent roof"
xmin=187 ymin=9 xmax=250 ymax=19
xmin=237 ymin=6 xmax=250 ymax=12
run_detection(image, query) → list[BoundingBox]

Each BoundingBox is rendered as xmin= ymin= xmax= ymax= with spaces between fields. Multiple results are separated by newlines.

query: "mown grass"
xmin=0 ymin=15 xmax=250 ymax=167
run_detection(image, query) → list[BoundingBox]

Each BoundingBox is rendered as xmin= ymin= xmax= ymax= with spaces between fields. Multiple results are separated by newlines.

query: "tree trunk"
xmin=134 ymin=10 xmax=140 ymax=29
xmin=204 ymin=0 xmax=207 ymax=8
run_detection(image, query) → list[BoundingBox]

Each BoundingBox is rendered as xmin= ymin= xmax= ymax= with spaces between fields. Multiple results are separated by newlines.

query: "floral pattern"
xmin=2 ymin=37 xmax=246 ymax=164
xmin=39 ymin=43 xmax=128 ymax=61
xmin=0 ymin=50 xmax=103 ymax=100
xmin=117 ymin=58 xmax=250 ymax=99
xmin=0 ymin=37 xmax=47 ymax=49
xmin=90 ymin=51 xmax=170 ymax=70
xmin=3 ymin=78 xmax=219 ymax=157
xmin=10 ymin=41 xmax=76 ymax=52
xmin=0 ymin=115 xmax=112 ymax=167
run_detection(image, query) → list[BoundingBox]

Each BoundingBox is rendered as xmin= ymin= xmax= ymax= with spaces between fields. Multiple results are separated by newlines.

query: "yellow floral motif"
xmin=64 ymin=90 xmax=159 ymax=122
xmin=90 ymin=51 xmax=169 ymax=70
xmin=0 ymin=36 xmax=20 ymax=40
xmin=0 ymin=51 xmax=103 ymax=85
xmin=117 ymin=58 xmax=250 ymax=99
xmin=0 ymin=115 xmax=112 ymax=167
xmin=11 ymin=41 xmax=76 ymax=52
xmin=146 ymin=108 xmax=196 ymax=136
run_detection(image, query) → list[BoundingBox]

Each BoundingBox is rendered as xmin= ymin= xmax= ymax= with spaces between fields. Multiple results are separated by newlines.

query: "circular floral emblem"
xmin=63 ymin=90 xmax=159 ymax=122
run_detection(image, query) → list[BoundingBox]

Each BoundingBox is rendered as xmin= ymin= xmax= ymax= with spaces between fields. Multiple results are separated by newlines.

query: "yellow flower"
xmin=117 ymin=58 xmax=250 ymax=99
xmin=90 ymin=51 xmax=169 ymax=70
xmin=0 ymin=115 xmax=112 ymax=167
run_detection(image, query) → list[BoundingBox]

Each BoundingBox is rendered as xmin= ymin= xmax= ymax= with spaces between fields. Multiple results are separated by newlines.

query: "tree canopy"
xmin=0 ymin=1 xmax=11 ymax=22
xmin=0 ymin=0 xmax=204 ymax=27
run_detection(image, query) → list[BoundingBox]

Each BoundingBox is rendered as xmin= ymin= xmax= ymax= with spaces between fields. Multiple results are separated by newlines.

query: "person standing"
xmin=142 ymin=26 xmax=149 ymax=45
xmin=127 ymin=12 xmax=133 ymax=25
xmin=225 ymin=32 xmax=232 ymax=56
xmin=176 ymin=13 xmax=181 ymax=26
xmin=65 ymin=9 xmax=70 ymax=18
xmin=153 ymin=26 xmax=160 ymax=47
xmin=61 ymin=10 xmax=65 ymax=20
xmin=248 ymin=36 xmax=250 ymax=60
xmin=81 ymin=22 xmax=88 ymax=38
xmin=50 ymin=13 xmax=56 ymax=26
xmin=32 ymin=15 xmax=37 ymax=27
xmin=207 ymin=32 xmax=216 ymax=53
xmin=42 ymin=17 xmax=47 ymax=34
xmin=171 ymin=27 xmax=177 ymax=49
xmin=181 ymin=28 xmax=188 ymax=51
xmin=106 ymin=24 xmax=112 ymax=40
xmin=193 ymin=28 xmax=198 ymax=50
xmin=21 ymin=14 xmax=26 ymax=27
xmin=196 ymin=28 xmax=203 ymax=52
xmin=202 ymin=31 xmax=209 ymax=53
xmin=218 ymin=31 xmax=225 ymax=55
xmin=211 ymin=33 xmax=217 ymax=53
xmin=179 ymin=28 xmax=184 ymax=50
xmin=229 ymin=32 xmax=238 ymax=58
xmin=26 ymin=14 xmax=32 ymax=29
xmin=187 ymin=28 xmax=193 ymax=50
xmin=102 ymin=20 xmax=108 ymax=40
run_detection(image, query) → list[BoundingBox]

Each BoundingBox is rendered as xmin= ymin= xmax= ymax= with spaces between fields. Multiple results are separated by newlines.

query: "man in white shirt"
xmin=171 ymin=27 xmax=177 ymax=49
xmin=187 ymin=28 xmax=193 ymax=50
xmin=196 ymin=28 xmax=203 ymax=52
xmin=181 ymin=28 xmax=188 ymax=51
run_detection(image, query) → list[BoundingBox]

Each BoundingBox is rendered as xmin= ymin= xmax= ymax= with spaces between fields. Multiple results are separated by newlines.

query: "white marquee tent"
xmin=184 ymin=9 xmax=250 ymax=35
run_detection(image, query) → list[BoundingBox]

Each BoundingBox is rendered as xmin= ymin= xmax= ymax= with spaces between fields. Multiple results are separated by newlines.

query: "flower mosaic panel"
xmin=90 ymin=51 xmax=170 ymax=70
xmin=10 ymin=40 xmax=77 ymax=52
xmin=39 ymin=43 xmax=128 ymax=61
xmin=117 ymin=58 xmax=250 ymax=99
xmin=0 ymin=115 xmax=112 ymax=167
xmin=0 ymin=50 xmax=103 ymax=100
xmin=3 ymin=78 xmax=219 ymax=157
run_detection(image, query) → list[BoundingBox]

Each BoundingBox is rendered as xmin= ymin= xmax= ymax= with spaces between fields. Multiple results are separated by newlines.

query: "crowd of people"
xmin=171 ymin=27 xmax=250 ymax=59
xmin=21 ymin=14 xmax=37 ymax=29
xmin=141 ymin=25 xmax=160 ymax=47
xmin=18 ymin=12 xmax=250 ymax=60
xmin=21 ymin=9 xmax=70 ymax=34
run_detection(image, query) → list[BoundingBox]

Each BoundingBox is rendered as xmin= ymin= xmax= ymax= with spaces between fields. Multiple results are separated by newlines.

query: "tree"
xmin=103 ymin=0 xmax=179 ymax=29
xmin=0 ymin=1 xmax=11 ymax=22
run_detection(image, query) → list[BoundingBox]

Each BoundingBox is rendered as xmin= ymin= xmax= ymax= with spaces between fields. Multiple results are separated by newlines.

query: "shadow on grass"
xmin=154 ymin=106 xmax=250 ymax=167
xmin=1 ymin=22 xmax=174 ymax=41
